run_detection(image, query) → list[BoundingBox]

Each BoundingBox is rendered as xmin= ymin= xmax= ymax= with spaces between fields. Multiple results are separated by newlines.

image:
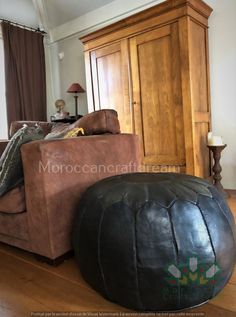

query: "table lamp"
xmin=67 ymin=83 xmax=85 ymax=118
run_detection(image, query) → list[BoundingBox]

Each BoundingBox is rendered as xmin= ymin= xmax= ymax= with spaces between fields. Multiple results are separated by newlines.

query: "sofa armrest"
xmin=21 ymin=134 xmax=141 ymax=259
xmin=0 ymin=140 xmax=9 ymax=157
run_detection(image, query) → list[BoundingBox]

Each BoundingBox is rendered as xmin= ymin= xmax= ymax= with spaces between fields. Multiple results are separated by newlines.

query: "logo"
xmin=166 ymin=256 xmax=221 ymax=286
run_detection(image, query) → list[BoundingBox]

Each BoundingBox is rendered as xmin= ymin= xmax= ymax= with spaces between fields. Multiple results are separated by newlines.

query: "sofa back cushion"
xmin=10 ymin=121 xmax=53 ymax=138
xmin=72 ymin=109 xmax=120 ymax=135
xmin=0 ymin=125 xmax=44 ymax=197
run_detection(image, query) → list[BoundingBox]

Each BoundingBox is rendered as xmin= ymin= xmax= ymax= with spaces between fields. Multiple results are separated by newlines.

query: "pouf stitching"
xmin=197 ymin=203 xmax=217 ymax=297
xmin=177 ymin=181 xmax=212 ymax=199
xmin=75 ymin=194 xmax=110 ymax=299
xmin=93 ymin=180 xmax=144 ymax=301
xmin=97 ymin=203 xmax=110 ymax=299
xmin=166 ymin=206 xmax=181 ymax=308
xmin=134 ymin=205 xmax=146 ymax=311
xmin=168 ymin=184 xmax=198 ymax=205
xmin=213 ymin=197 xmax=236 ymax=254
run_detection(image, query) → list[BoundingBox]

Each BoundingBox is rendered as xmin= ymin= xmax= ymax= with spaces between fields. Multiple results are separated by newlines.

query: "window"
xmin=0 ymin=30 xmax=8 ymax=139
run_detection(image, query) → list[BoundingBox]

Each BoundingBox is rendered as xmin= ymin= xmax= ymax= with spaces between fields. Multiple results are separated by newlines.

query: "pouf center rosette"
xmin=73 ymin=173 xmax=236 ymax=311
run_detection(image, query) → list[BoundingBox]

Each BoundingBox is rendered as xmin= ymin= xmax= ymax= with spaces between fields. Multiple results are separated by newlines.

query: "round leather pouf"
xmin=73 ymin=173 xmax=236 ymax=311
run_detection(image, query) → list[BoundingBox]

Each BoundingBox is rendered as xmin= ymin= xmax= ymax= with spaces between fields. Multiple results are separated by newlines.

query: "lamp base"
xmin=74 ymin=95 xmax=78 ymax=117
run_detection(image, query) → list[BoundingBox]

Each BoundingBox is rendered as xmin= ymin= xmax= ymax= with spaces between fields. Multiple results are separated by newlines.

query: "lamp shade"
xmin=67 ymin=83 xmax=85 ymax=93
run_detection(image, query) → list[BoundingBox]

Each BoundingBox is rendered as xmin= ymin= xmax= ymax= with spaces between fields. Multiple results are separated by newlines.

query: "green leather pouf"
xmin=73 ymin=173 xmax=236 ymax=311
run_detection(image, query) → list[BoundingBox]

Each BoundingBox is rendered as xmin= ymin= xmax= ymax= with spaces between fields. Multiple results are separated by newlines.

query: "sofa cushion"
xmin=44 ymin=122 xmax=70 ymax=140
xmin=10 ymin=121 xmax=53 ymax=138
xmin=51 ymin=122 xmax=70 ymax=134
xmin=72 ymin=109 xmax=120 ymax=135
xmin=0 ymin=125 xmax=44 ymax=197
xmin=0 ymin=185 xmax=26 ymax=214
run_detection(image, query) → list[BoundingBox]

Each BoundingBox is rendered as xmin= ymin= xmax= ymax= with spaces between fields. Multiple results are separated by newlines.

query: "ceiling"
xmin=0 ymin=0 xmax=38 ymax=28
xmin=0 ymin=0 xmax=115 ymax=30
xmin=45 ymin=0 xmax=115 ymax=29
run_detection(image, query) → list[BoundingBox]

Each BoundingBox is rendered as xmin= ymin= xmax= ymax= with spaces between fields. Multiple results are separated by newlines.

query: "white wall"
xmin=47 ymin=0 xmax=236 ymax=189
xmin=46 ymin=37 xmax=87 ymax=118
xmin=207 ymin=0 xmax=236 ymax=189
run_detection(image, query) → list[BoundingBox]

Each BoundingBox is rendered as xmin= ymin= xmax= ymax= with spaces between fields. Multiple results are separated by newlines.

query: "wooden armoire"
xmin=80 ymin=0 xmax=213 ymax=178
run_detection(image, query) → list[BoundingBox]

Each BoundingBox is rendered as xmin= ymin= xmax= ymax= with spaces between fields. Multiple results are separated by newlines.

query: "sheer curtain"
xmin=1 ymin=22 xmax=47 ymax=126
xmin=0 ymin=28 xmax=8 ymax=139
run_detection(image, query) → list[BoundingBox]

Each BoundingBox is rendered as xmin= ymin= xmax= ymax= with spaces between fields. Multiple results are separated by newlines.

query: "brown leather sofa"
xmin=0 ymin=118 xmax=140 ymax=264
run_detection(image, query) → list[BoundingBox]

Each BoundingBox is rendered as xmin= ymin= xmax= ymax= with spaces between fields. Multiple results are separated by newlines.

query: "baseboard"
xmin=226 ymin=189 xmax=236 ymax=197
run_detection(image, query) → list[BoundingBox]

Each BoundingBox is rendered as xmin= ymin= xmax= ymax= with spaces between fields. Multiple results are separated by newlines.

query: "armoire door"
xmin=90 ymin=40 xmax=132 ymax=133
xmin=129 ymin=23 xmax=185 ymax=167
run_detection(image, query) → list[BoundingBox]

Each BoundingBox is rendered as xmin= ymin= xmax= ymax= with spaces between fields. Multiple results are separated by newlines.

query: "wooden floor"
xmin=0 ymin=193 xmax=236 ymax=317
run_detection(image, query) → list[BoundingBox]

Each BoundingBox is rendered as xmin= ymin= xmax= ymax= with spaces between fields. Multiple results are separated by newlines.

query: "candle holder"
xmin=208 ymin=145 xmax=229 ymax=198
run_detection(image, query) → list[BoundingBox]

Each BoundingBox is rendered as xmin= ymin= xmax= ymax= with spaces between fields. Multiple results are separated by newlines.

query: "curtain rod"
xmin=0 ymin=18 xmax=47 ymax=35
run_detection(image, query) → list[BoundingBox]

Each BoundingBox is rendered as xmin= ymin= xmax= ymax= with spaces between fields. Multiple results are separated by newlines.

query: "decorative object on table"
xmin=50 ymin=99 xmax=69 ymax=121
xmin=55 ymin=99 xmax=66 ymax=113
xmin=73 ymin=173 xmax=236 ymax=312
xmin=208 ymin=144 xmax=228 ymax=198
xmin=67 ymin=83 xmax=85 ymax=119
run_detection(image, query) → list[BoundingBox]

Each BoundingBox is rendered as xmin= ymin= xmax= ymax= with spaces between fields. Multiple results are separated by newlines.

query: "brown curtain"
xmin=1 ymin=22 xmax=47 ymax=126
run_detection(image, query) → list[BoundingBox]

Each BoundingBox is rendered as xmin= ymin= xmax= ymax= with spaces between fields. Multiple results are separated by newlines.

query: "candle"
xmin=208 ymin=134 xmax=225 ymax=146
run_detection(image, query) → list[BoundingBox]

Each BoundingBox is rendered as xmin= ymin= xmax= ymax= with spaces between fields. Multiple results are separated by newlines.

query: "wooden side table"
xmin=50 ymin=115 xmax=83 ymax=124
xmin=208 ymin=145 xmax=229 ymax=198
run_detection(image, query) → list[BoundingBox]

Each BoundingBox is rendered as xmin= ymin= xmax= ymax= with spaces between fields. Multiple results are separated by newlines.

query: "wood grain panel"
xmin=144 ymin=165 xmax=185 ymax=173
xmin=189 ymin=19 xmax=211 ymax=177
xmin=194 ymin=122 xmax=210 ymax=177
xmin=130 ymin=24 xmax=185 ymax=166
xmin=194 ymin=111 xmax=210 ymax=123
xmin=178 ymin=17 xmax=195 ymax=175
xmin=81 ymin=0 xmax=212 ymax=51
xmin=179 ymin=16 xmax=211 ymax=177
xmin=83 ymin=0 xmax=213 ymax=179
xmin=80 ymin=0 xmax=212 ymax=46
xmin=189 ymin=21 xmax=209 ymax=112
xmin=96 ymin=52 xmax=122 ymax=107
xmin=84 ymin=51 xmax=95 ymax=113
xmin=90 ymin=41 xmax=132 ymax=132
